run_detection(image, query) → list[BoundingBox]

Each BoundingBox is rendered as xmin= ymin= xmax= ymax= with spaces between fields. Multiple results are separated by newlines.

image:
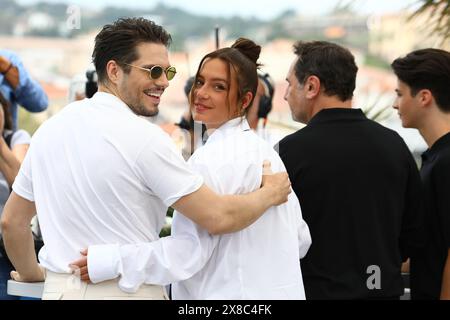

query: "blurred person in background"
xmin=175 ymin=76 xmax=205 ymax=160
xmin=247 ymin=71 xmax=286 ymax=148
xmin=0 ymin=91 xmax=31 ymax=300
xmin=246 ymin=72 xmax=274 ymax=140
xmin=68 ymin=70 xmax=98 ymax=103
xmin=0 ymin=50 xmax=48 ymax=129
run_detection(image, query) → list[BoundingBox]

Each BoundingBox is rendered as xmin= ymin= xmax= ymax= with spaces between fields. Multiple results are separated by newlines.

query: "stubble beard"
xmin=121 ymin=84 xmax=160 ymax=117
xmin=133 ymin=103 xmax=159 ymax=117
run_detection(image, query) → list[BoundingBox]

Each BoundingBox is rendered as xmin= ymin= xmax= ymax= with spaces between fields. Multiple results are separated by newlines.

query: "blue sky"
xmin=18 ymin=0 xmax=420 ymax=19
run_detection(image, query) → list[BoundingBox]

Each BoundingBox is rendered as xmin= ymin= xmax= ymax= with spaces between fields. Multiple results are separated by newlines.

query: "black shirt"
xmin=278 ymin=108 xmax=424 ymax=300
xmin=410 ymin=132 xmax=450 ymax=300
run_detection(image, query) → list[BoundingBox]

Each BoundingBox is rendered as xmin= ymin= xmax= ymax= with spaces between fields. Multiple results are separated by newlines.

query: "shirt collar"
xmin=205 ymin=117 xmax=250 ymax=145
xmin=422 ymin=131 xmax=450 ymax=162
xmin=90 ymin=92 xmax=136 ymax=116
xmin=308 ymin=108 xmax=367 ymax=126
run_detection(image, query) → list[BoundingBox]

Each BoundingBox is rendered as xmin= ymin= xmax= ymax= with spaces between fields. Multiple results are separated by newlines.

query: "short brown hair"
xmin=92 ymin=17 xmax=172 ymax=84
xmin=293 ymin=41 xmax=358 ymax=102
xmin=391 ymin=48 xmax=450 ymax=112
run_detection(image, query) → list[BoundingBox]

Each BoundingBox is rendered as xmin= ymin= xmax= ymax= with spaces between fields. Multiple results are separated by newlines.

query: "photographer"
xmin=246 ymin=72 xmax=284 ymax=147
xmin=0 ymin=50 xmax=48 ymax=130
xmin=68 ymin=70 xmax=98 ymax=102
xmin=0 ymin=91 xmax=31 ymax=300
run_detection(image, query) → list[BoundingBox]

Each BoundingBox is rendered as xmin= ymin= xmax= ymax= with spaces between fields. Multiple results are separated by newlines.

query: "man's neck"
xmin=309 ymin=96 xmax=352 ymax=121
xmin=418 ymin=114 xmax=450 ymax=148
xmin=97 ymin=84 xmax=115 ymax=96
xmin=97 ymin=83 xmax=137 ymax=115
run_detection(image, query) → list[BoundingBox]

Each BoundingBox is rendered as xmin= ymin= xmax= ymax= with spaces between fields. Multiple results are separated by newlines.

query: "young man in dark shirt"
xmin=391 ymin=48 xmax=450 ymax=300
xmin=278 ymin=41 xmax=424 ymax=300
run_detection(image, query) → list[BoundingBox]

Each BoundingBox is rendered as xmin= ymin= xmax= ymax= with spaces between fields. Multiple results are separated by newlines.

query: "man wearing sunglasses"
xmin=124 ymin=63 xmax=177 ymax=82
xmin=1 ymin=17 xmax=291 ymax=300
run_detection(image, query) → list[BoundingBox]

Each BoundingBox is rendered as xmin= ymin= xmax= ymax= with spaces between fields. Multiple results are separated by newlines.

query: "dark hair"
xmin=184 ymin=76 xmax=195 ymax=97
xmin=0 ymin=92 xmax=13 ymax=131
xmin=191 ymin=37 xmax=261 ymax=115
xmin=293 ymin=41 xmax=358 ymax=101
xmin=257 ymin=72 xmax=275 ymax=119
xmin=85 ymin=70 xmax=98 ymax=98
xmin=92 ymin=17 xmax=172 ymax=84
xmin=391 ymin=48 xmax=450 ymax=112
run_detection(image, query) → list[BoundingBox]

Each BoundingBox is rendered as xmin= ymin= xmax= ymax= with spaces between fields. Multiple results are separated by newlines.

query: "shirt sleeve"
xmin=11 ymin=129 xmax=31 ymax=147
xmin=88 ymin=213 xmax=217 ymax=293
xmin=134 ymin=133 xmax=203 ymax=207
xmin=11 ymin=145 xmax=34 ymax=201
xmin=291 ymin=193 xmax=311 ymax=259
xmin=275 ymin=154 xmax=311 ymax=259
xmin=7 ymin=52 xmax=48 ymax=113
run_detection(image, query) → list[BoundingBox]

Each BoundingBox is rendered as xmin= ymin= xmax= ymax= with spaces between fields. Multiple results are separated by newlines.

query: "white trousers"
xmin=42 ymin=271 xmax=168 ymax=300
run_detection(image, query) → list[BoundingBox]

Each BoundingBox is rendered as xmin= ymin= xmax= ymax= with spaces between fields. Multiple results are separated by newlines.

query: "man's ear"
xmin=305 ymin=75 xmax=321 ymax=99
xmin=418 ymin=89 xmax=434 ymax=108
xmin=105 ymin=60 xmax=122 ymax=85
xmin=241 ymin=91 xmax=254 ymax=110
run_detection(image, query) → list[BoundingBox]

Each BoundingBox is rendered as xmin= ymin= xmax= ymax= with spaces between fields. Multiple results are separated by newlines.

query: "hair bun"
xmin=231 ymin=38 xmax=261 ymax=65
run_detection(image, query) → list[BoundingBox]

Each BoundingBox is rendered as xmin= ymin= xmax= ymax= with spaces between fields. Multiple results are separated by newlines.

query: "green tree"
xmin=18 ymin=108 xmax=41 ymax=135
xmin=410 ymin=0 xmax=450 ymax=45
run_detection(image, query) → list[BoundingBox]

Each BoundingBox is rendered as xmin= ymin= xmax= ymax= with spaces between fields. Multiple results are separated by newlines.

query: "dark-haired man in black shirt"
xmin=391 ymin=48 xmax=450 ymax=300
xmin=278 ymin=41 xmax=424 ymax=300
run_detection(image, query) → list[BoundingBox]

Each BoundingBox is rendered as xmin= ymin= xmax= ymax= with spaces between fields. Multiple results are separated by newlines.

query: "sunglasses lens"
xmin=166 ymin=67 xmax=176 ymax=81
xmin=150 ymin=66 xmax=163 ymax=79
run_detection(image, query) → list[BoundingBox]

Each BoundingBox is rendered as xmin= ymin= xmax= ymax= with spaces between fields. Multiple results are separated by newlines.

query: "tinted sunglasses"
xmin=124 ymin=63 xmax=177 ymax=81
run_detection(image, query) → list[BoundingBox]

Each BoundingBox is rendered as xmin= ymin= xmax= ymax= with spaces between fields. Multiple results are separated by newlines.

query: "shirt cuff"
xmin=88 ymin=244 xmax=122 ymax=284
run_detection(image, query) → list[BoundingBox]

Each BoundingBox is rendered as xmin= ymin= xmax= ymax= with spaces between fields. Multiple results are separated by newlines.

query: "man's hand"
xmin=401 ymin=259 xmax=410 ymax=273
xmin=0 ymin=55 xmax=19 ymax=89
xmin=10 ymin=264 xmax=46 ymax=282
xmin=69 ymin=249 xmax=90 ymax=283
xmin=261 ymin=160 xmax=291 ymax=206
xmin=0 ymin=56 xmax=10 ymax=73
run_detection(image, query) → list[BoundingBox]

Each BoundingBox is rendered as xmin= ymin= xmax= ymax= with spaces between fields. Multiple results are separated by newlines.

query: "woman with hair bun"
xmin=169 ymin=38 xmax=311 ymax=299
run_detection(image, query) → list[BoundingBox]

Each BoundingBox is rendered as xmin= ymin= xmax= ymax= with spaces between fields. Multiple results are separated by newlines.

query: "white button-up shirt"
xmin=87 ymin=117 xmax=311 ymax=298
xmin=12 ymin=92 xmax=203 ymax=275
xmin=171 ymin=118 xmax=311 ymax=299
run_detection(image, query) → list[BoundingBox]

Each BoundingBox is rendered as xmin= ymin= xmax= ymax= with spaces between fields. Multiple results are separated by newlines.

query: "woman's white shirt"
xmin=171 ymin=118 xmax=311 ymax=299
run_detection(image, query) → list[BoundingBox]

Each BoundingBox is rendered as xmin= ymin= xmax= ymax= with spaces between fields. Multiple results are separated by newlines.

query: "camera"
xmin=85 ymin=70 xmax=98 ymax=98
